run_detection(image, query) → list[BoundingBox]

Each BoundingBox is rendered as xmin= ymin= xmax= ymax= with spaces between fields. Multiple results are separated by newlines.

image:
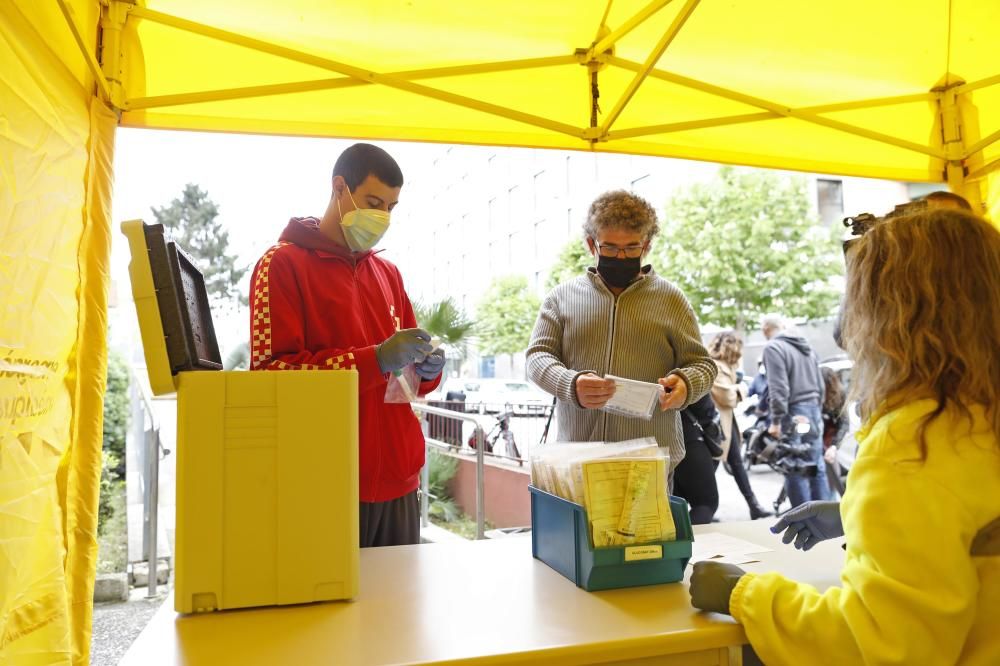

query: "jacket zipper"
xmin=353 ymin=262 xmax=382 ymax=499
xmin=602 ymin=292 xmax=618 ymax=442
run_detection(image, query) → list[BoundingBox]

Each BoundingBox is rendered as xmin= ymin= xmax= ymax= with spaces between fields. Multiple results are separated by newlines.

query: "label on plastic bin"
xmin=624 ymin=545 xmax=663 ymax=562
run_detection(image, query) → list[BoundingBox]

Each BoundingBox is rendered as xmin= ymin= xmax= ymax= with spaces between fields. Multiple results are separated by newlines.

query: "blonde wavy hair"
xmin=708 ymin=331 xmax=743 ymax=367
xmin=841 ymin=208 xmax=1000 ymax=455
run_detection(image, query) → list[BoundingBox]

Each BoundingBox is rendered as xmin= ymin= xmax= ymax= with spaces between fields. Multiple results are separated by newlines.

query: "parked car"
xmin=426 ymin=378 xmax=483 ymax=412
xmin=427 ymin=378 xmax=551 ymax=416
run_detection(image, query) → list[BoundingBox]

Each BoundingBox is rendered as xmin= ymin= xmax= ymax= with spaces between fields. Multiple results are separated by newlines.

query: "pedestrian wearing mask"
xmin=527 ymin=190 xmax=716 ymax=478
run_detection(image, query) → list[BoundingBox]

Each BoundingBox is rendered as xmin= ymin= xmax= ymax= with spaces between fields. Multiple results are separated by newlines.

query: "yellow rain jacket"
xmin=730 ymin=400 xmax=1000 ymax=665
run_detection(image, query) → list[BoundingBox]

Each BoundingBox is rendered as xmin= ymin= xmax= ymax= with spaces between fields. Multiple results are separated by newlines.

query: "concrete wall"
xmin=448 ymin=454 xmax=531 ymax=529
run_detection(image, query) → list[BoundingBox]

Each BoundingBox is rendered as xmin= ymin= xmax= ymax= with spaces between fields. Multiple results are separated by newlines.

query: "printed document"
xmin=602 ymin=374 xmax=662 ymax=420
xmin=582 ymin=457 xmax=676 ymax=547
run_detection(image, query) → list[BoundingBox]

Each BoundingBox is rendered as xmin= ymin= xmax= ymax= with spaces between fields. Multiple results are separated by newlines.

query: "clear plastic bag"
xmin=384 ymin=336 xmax=442 ymax=404
xmin=601 ymin=375 xmax=664 ymax=420
xmin=385 ymin=364 xmax=420 ymax=403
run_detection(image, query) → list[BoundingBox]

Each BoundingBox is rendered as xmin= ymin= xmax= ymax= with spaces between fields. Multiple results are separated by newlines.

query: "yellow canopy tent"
xmin=1 ymin=0 xmax=998 ymax=663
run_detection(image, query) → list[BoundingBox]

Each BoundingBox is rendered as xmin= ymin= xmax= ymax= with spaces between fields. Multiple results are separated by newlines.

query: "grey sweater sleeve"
xmin=667 ymin=298 xmax=718 ymax=408
xmin=526 ymin=292 xmax=587 ymax=406
xmin=763 ymin=344 xmax=789 ymax=424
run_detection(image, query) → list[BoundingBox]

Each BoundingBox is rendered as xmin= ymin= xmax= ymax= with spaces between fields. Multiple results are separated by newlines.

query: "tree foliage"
xmin=102 ymin=350 xmax=129 ymax=480
xmin=475 ymin=276 xmax=540 ymax=356
xmin=413 ymin=298 xmax=474 ymax=355
xmin=545 ymin=238 xmax=592 ymax=290
xmin=99 ymin=350 xmax=129 ymax=536
xmin=152 ymin=183 xmax=248 ymax=304
xmin=650 ymin=167 xmax=842 ymax=332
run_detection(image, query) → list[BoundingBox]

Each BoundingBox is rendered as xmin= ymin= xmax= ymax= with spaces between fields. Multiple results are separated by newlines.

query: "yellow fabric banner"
xmin=1 ymin=1 xmax=112 ymax=664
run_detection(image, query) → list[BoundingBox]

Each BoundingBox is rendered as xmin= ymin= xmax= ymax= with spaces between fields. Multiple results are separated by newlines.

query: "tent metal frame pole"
xmin=128 ymin=7 xmax=585 ymax=138
xmin=956 ymin=73 xmax=1000 ymax=96
xmin=607 ymin=112 xmax=775 ymax=139
xmin=600 ymin=0 xmax=700 ymax=136
xmin=123 ymin=56 xmax=577 ymax=111
xmin=606 ymin=56 xmax=945 ymax=159
xmin=968 ymin=157 xmax=1000 ymax=182
xmin=964 ymin=128 xmax=1000 ymax=160
xmin=588 ymin=0 xmax=677 ymax=58
xmin=939 ymin=85 xmax=986 ymax=213
xmin=802 ymin=93 xmax=936 ymax=114
xmin=55 ymin=0 xmax=113 ymax=103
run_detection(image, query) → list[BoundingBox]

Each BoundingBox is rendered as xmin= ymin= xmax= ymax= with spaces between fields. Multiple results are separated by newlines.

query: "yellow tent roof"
xmin=98 ymin=0 xmax=1000 ymax=210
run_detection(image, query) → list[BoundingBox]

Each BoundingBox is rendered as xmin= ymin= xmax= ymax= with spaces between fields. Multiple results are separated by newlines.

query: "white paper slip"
xmin=602 ymin=375 xmax=663 ymax=420
xmin=703 ymin=554 xmax=763 ymax=566
xmin=690 ymin=532 xmax=773 ymax=563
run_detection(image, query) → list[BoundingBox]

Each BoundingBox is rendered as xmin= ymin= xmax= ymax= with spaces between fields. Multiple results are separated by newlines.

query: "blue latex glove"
xmin=415 ymin=348 xmax=446 ymax=380
xmin=770 ymin=500 xmax=844 ymax=551
xmin=376 ymin=328 xmax=433 ymax=374
xmin=689 ymin=561 xmax=746 ymax=615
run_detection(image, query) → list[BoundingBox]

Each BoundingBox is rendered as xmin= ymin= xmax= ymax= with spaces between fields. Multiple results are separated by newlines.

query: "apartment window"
xmin=817 ymin=179 xmax=844 ymax=226
xmin=533 ymin=219 xmax=544 ymax=264
xmin=533 ymin=170 xmax=546 ymax=208
xmin=508 ymin=185 xmax=520 ymax=229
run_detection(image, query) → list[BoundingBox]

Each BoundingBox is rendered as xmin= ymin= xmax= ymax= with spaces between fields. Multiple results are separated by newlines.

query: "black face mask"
xmin=596 ymin=254 xmax=641 ymax=289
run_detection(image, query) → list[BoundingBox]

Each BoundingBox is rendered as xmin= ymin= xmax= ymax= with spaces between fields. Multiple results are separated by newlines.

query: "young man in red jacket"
xmin=249 ymin=143 xmax=445 ymax=547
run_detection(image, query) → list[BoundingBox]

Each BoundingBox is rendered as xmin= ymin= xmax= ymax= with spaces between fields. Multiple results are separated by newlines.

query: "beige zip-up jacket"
xmin=526 ymin=267 xmax=717 ymax=470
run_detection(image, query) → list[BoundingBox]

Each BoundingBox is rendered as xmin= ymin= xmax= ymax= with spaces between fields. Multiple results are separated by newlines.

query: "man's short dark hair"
xmin=333 ymin=143 xmax=404 ymax=190
xmin=923 ymin=190 xmax=972 ymax=211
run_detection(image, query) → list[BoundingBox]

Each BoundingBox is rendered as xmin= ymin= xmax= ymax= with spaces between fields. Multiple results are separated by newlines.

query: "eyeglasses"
xmin=594 ymin=241 xmax=646 ymax=259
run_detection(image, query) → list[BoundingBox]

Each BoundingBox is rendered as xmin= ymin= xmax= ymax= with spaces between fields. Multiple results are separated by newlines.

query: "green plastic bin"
xmin=529 ymin=485 xmax=693 ymax=591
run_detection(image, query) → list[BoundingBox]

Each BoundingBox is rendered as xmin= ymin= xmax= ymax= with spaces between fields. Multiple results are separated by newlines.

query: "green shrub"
xmin=102 ymin=351 xmax=130 ymax=481
xmin=426 ymin=449 xmax=461 ymax=522
xmin=98 ymin=350 xmax=129 ymax=539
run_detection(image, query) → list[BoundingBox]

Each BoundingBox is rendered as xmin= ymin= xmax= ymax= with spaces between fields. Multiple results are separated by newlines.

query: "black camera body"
xmin=843 ymin=198 xmax=929 ymax=238
xmin=770 ymin=437 xmax=818 ymax=477
xmin=745 ymin=427 xmax=818 ymax=478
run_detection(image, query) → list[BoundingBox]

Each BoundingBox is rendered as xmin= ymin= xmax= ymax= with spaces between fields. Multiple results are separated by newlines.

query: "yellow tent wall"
xmin=1 ymin=1 xmax=114 ymax=664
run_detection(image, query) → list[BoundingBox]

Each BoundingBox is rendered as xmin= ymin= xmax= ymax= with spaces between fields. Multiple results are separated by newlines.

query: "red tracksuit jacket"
xmin=249 ymin=217 xmax=439 ymax=502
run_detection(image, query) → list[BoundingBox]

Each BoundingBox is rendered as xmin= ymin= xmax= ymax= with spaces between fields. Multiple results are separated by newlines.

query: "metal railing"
xmin=411 ymin=403 xmax=488 ymax=539
xmin=130 ymin=366 xmax=169 ymax=596
xmin=413 ymin=399 xmax=555 ymax=540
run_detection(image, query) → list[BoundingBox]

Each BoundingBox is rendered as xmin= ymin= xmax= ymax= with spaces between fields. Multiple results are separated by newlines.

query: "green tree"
xmin=545 ymin=238 xmax=592 ymax=290
xmin=475 ymin=276 xmax=540 ymax=357
xmin=98 ymin=350 xmax=129 ymax=537
xmin=102 ymin=350 xmax=129 ymax=480
xmin=650 ymin=167 xmax=842 ymax=333
xmin=413 ymin=298 xmax=475 ymax=356
xmin=152 ymin=183 xmax=248 ymax=304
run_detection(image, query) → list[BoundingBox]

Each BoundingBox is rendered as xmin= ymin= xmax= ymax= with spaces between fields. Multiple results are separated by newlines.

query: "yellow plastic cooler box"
xmin=123 ymin=220 xmax=359 ymax=613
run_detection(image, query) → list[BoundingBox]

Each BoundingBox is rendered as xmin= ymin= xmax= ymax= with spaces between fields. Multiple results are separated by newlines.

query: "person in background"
xmin=707 ymin=332 xmax=772 ymax=519
xmin=526 ymin=190 xmax=716 ymax=479
xmin=760 ymin=314 xmax=829 ymax=507
xmin=248 ymin=143 xmax=445 ymax=547
xmin=674 ymin=393 xmax=722 ymax=524
xmin=820 ymin=366 xmax=849 ymax=497
xmin=690 ymin=207 xmax=1000 ymax=665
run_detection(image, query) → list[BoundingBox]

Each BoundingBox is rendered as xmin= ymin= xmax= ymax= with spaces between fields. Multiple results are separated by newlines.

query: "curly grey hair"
xmin=583 ymin=190 xmax=660 ymax=241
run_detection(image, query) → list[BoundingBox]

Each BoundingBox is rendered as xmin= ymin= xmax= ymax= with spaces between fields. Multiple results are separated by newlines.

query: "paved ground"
xmin=90 ymin=589 xmax=166 ymax=666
